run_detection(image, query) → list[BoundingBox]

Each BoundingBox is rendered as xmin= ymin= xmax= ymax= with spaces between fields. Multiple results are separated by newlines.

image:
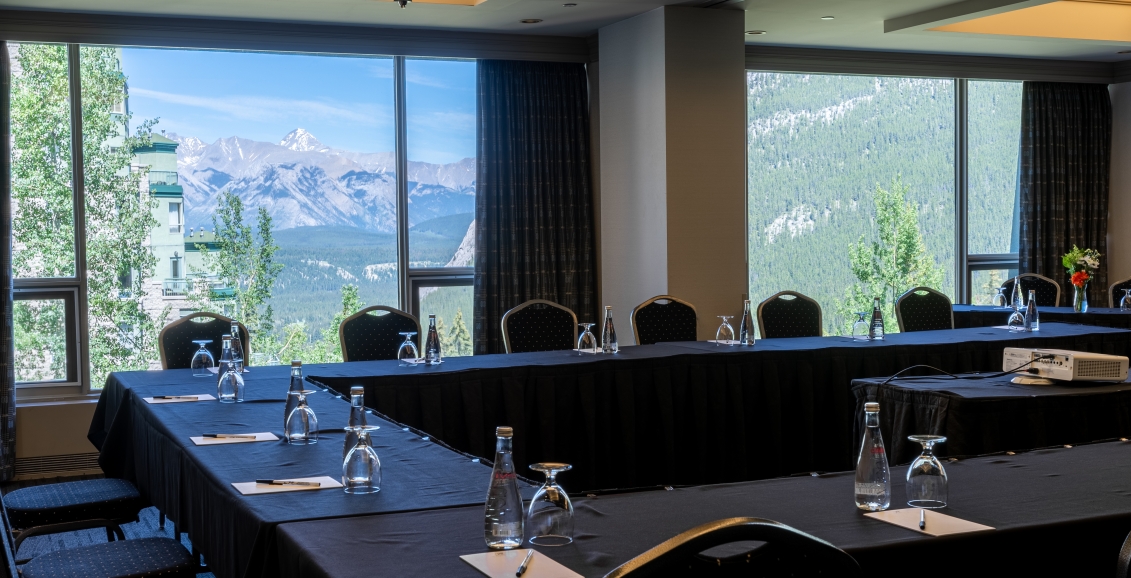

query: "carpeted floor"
xmin=3 ymin=476 xmax=215 ymax=577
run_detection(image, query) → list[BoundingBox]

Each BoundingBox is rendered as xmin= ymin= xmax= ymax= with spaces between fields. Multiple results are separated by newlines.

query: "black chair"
xmin=1109 ymin=277 xmax=1131 ymax=308
xmin=158 ymin=312 xmax=250 ymax=370
xmin=1118 ymin=529 xmax=1131 ymax=578
xmin=894 ymin=286 xmax=954 ymax=332
xmin=632 ymin=295 xmax=698 ymax=345
xmin=501 ymin=300 xmax=578 ymax=353
xmin=0 ymin=486 xmax=196 ymax=578
xmin=5 ymin=479 xmax=145 ymax=550
xmin=339 ymin=306 xmax=422 ymax=362
xmin=756 ymin=291 xmax=822 ymax=338
xmin=603 ymin=517 xmax=860 ymax=578
xmin=1000 ymin=273 xmax=1061 ymax=308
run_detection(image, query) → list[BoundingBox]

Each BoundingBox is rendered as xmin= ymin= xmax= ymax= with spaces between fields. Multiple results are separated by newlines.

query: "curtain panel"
xmin=1 ymin=42 xmax=16 ymax=481
xmin=474 ymin=60 xmax=597 ymax=355
xmin=1018 ymin=81 xmax=1112 ymax=305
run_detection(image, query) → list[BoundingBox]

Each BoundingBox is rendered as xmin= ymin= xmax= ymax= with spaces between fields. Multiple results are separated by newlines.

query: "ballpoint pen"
xmin=919 ymin=509 xmax=926 ymax=530
xmin=203 ymin=434 xmax=257 ymax=439
xmin=255 ymin=479 xmax=321 ymax=487
xmin=154 ymin=395 xmax=199 ymax=400
xmin=516 ymin=550 xmax=534 ymax=577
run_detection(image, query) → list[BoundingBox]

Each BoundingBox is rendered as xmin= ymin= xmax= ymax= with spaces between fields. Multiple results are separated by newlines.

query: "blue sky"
xmin=121 ymin=48 xmax=476 ymax=164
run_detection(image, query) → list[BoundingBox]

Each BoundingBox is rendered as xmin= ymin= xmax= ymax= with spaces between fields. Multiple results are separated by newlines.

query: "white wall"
xmin=1110 ymin=82 xmax=1131 ymax=287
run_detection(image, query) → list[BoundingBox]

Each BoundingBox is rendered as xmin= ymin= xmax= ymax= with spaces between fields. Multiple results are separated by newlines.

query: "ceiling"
xmin=0 ymin=0 xmax=1128 ymax=62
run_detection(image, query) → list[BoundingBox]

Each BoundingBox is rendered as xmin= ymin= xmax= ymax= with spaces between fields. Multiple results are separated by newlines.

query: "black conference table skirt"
xmin=851 ymin=372 xmax=1131 ymax=464
xmin=310 ymin=323 xmax=1131 ymax=491
xmin=88 ymin=365 xmax=534 ymax=578
xmin=274 ymin=441 xmax=1131 ymax=578
xmin=953 ymin=304 xmax=1131 ymax=329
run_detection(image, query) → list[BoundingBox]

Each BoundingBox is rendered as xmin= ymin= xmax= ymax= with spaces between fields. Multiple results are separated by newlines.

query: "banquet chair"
xmin=0 ymin=488 xmax=196 ymax=578
xmin=756 ymin=291 xmax=823 ymax=338
xmin=158 ymin=312 xmax=250 ymax=370
xmin=632 ymin=295 xmax=698 ymax=345
xmin=4 ymin=479 xmax=146 ymax=556
xmin=339 ymin=306 xmax=422 ymax=362
xmin=1109 ymin=277 xmax=1131 ymax=308
xmin=999 ymin=273 xmax=1061 ymax=307
xmin=1118 ymin=529 xmax=1131 ymax=578
xmin=603 ymin=517 xmax=860 ymax=578
xmin=894 ymin=286 xmax=954 ymax=332
xmin=501 ymin=300 xmax=578 ymax=353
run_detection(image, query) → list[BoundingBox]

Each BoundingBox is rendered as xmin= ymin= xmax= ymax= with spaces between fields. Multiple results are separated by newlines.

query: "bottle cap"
xmin=605 ymin=305 xmax=612 ymax=310
xmin=496 ymin=426 xmax=513 ymax=438
xmin=429 ymin=314 xmax=436 ymax=318
xmin=291 ymin=360 xmax=302 ymax=367
xmin=744 ymin=299 xmax=750 ymax=304
xmin=222 ymin=334 xmax=231 ymax=338
xmin=350 ymin=385 xmax=364 ymax=396
xmin=864 ymin=402 xmax=879 ymax=412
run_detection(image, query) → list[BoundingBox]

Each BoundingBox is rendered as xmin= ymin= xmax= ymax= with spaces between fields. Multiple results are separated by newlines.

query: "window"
xmin=6 ymin=42 xmax=479 ymax=394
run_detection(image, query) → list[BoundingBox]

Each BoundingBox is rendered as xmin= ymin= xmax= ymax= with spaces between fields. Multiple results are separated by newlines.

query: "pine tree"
xmin=448 ymin=307 xmax=472 ymax=357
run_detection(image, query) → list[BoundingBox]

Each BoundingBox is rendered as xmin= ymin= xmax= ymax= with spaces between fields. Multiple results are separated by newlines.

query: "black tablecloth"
xmin=275 ymin=441 xmax=1131 ymax=578
xmin=953 ymin=304 xmax=1131 ymax=329
xmin=851 ymin=372 xmax=1131 ymax=464
xmin=310 ymin=324 xmax=1131 ymax=490
xmin=88 ymin=365 xmax=533 ymax=578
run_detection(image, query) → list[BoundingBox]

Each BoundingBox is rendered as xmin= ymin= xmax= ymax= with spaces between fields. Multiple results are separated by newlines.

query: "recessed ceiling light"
xmin=745 ymin=30 xmax=767 ymax=35
xmin=820 ymin=16 xmax=834 ymax=20
xmin=521 ymin=18 xmax=543 ymax=23
xmin=563 ymin=3 xmax=577 ymax=6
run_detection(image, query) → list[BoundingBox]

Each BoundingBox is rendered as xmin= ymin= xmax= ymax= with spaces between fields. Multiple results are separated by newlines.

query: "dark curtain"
xmin=474 ymin=60 xmax=597 ymax=355
xmin=1018 ymin=81 xmax=1112 ymax=305
xmin=1 ymin=42 xmax=15 ymax=481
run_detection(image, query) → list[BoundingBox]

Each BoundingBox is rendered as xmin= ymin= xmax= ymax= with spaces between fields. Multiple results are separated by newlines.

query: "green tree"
xmin=318 ymin=283 xmax=364 ymax=362
xmin=836 ymin=177 xmax=945 ymax=333
xmin=447 ymin=308 xmax=472 ymax=357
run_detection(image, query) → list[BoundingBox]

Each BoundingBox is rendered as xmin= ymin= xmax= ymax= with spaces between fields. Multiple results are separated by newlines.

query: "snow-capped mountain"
xmin=165 ymin=129 xmax=475 ymax=232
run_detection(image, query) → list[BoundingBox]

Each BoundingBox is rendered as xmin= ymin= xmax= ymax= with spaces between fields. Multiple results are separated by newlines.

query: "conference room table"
xmin=87 ymin=365 xmax=535 ymax=578
xmin=310 ymin=323 xmax=1131 ymax=490
xmin=851 ymin=372 xmax=1131 ymax=464
xmin=274 ymin=441 xmax=1131 ymax=578
xmin=952 ymin=304 xmax=1131 ymax=329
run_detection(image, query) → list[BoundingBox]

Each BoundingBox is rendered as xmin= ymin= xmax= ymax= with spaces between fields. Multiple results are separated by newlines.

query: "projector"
xmin=1003 ymin=348 xmax=1128 ymax=384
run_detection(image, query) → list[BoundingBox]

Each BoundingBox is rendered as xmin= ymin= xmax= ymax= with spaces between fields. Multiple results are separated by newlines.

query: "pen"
xmin=203 ymin=434 xmax=257 ymax=439
xmin=515 ymin=550 xmax=534 ymax=577
xmin=154 ymin=395 xmax=198 ymax=400
xmin=919 ymin=509 xmax=926 ymax=531
xmin=255 ymin=479 xmax=321 ymax=487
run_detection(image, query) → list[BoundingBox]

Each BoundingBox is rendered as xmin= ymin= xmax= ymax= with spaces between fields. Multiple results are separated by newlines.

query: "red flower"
xmin=1071 ymin=270 xmax=1090 ymax=288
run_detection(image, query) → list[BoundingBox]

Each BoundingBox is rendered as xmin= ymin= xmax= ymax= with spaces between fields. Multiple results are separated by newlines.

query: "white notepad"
xmin=232 ymin=476 xmax=342 ymax=495
xmin=460 ymin=550 xmax=581 ymax=578
xmin=865 ymin=508 xmax=995 ymax=537
xmin=143 ymin=394 xmax=216 ymax=404
xmin=190 ymin=432 xmax=279 ymax=446
xmin=707 ymin=340 xmax=741 ymax=345
xmin=206 ymin=366 xmax=250 ymax=374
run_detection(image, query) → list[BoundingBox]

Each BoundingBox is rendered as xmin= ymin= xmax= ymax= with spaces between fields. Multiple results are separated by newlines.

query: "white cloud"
xmin=409 ymin=111 xmax=475 ymax=132
xmin=129 ymin=87 xmax=386 ymax=127
xmin=366 ymin=65 xmax=447 ymax=89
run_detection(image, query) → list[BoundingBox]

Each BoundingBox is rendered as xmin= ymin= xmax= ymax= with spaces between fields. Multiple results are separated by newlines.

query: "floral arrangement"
xmin=1062 ymin=246 xmax=1101 ymax=288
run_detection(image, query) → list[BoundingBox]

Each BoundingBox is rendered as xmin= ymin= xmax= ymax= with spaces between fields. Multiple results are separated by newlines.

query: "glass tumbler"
xmin=343 ymin=425 xmax=382 ymax=494
xmin=852 ymin=312 xmax=870 ymax=341
xmin=397 ymin=332 xmax=419 ymax=367
xmin=526 ymin=462 xmax=574 ymax=546
xmin=577 ymin=323 xmax=597 ymax=354
xmin=191 ymin=340 xmax=215 ymax=377
xmin=906 ymin=435 xmax=948 ymax=509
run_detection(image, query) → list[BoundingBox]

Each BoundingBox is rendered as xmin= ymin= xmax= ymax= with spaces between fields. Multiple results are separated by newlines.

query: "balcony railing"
xmin=162 ymin=278 xmax=193 ymax=296
xmin=149 ymin=171 xmax=179 ymax=186
xmin=163 ymin=276 xmax=234 ymax=299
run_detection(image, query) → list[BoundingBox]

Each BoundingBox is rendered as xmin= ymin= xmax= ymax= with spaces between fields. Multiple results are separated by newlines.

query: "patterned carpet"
xmin=3 ymin=476 xmax=214 ymax=577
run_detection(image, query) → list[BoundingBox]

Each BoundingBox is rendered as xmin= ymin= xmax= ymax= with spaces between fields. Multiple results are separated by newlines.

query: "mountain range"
xmin=166 ymin=128 xmax=475 ymax=232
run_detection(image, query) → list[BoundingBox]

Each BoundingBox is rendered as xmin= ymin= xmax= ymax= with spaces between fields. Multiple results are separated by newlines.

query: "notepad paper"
xmin=865 ymin=508 xmax=994 ymax=537
xmin=190 ymin=432 xmax=279 ymax=446
xmin=707 ymin=340 xmax=741 ymax=345
xmin=232 ymin=476 xmax=342 ymax=495
xmin=143 ymin=394 xmax=216 ymax=404
xmin=460 ymin=550 xmax=581 ymax=578
xmin=206 ymin=366 xmax=250 ymax=374
xmin=571 ymin=348 xmax=599 ymax=354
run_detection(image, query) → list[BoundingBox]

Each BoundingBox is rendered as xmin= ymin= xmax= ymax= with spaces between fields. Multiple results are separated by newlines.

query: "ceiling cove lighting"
xmin=929 ymin=0 xmax=1131 ymax=43
xmin=378 ymin=0 xmax=490 ymax=7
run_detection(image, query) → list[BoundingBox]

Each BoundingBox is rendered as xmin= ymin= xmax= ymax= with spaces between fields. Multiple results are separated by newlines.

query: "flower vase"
xmin=1073 ymin=282 xmax=1089 ymax=313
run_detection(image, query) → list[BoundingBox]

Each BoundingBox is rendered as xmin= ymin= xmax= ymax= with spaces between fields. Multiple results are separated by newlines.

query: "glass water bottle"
xmin=218 ymin=334 xmax=233 ymax=372
xmin=484 ymin=426 xmax=523 ymax=550
xmin=855 ymin=402 xmax=891 ymax=511
xmin=601 ymin=306 xmax=618 ymax=354
xmin=344 ymin=386 xmax=367 ymax=458
xmin=284 ymin=360 xmax=304 ymax=432
xmin=869 ymin=297 xmax=885 ymax=341
xmin=424 ymin=314 xmax=442 ymax=366
xmin=738 ymin=299 xmax=756 ymax=346
xmin=229 ymin=320 xmax=243 ymax=372
xmin=1024 ymin=289 xmax=1039 ymax=332
xmin=1011 ymin=276 xmax=1024 ymax=310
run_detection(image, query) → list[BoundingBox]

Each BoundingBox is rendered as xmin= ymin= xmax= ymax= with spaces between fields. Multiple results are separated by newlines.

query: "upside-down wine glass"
xmin=577 ymin=323 xmax=597 ymax=354
xmin=191 ymin=340 xmax=215 ymax=377
xmin=1121 ymin=289 xmax=1131 ymax=312
xmin=1007 ymin=304 xmax=1025 ymax=332
xmin=526 ymin=463 xmax=574 ymax=546
xmin=342 ymin=425 xmax=382 ymax=494
xmin=398 ymin=332 xmax=419 ymax=367
xmin=852 ymin=312 xmax=870 ymax=341
xmin=715 ymin=316 xmax=735 ymax=345
xmin=992 ymin=287 xmax=1008 ymax=309
xmin=906 ymin=435 xmax=948 ymax=509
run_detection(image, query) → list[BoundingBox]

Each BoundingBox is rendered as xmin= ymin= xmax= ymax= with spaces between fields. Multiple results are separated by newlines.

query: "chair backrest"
xmin=159 ymin=312 xmax=250 ymax=370
xmin=1000 ymin=273 xmax=1061 ymax=307
xmin=501 ymin=300 xmax=578 ymax=354
xmin=631 ymin=295 xmax=698 ymax=345
xmin=756 ymin=291 xmax=822 ymax=338
xmin=1109 ymin=278 xmax=1131 ymax=308
xmin=0 ymin=496 xmax=19 ymax=578
xmin=895 ymin=286 xmax=954 ymax=332
xmin=339 ymin=306 xmax=422 ymax=362
xmin=603 ymin=517 xmax=860 ymax=578
xmin=1119 ymin=529 xmax=1131 ymax=578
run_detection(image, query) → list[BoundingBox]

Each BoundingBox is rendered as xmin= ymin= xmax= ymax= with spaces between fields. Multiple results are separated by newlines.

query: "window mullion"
xmin=394 ymin=55 xmax=410 ymax=312
xmin=66 ymin=44 xmax=91 ymax=393
xmin=954 ymin=78 xmax=969 ymax=304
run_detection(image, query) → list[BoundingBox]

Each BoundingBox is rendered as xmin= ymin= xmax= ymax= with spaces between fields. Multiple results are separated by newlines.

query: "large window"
xmin=746 ymin=72 xmax=1022 ymax=334
xmin=7 ymin=43 xmax=477 ymax=395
